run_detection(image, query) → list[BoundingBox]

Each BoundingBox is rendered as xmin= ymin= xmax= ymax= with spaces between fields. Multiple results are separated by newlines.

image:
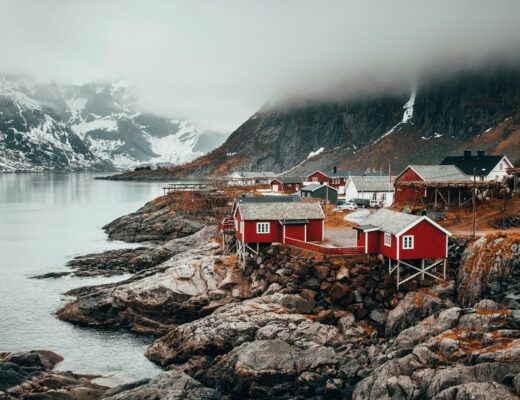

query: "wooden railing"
xmin=284 ymin=237 xmax=365 ymax=256
xmin=219 ymin=217 xmax=236 ymax=233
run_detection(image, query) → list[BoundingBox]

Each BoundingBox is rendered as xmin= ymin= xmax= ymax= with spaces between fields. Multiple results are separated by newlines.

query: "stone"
xmin=369 ymin=308 xmax=389 ymax=325
xmin=328 ymin=282 xmax=351 ymax=301
xmin=313 ymin=265 xmax=330 ymax=280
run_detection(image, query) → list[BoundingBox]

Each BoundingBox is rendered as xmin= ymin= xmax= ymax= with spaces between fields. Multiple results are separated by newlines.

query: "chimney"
xmin=333 ymin=166 xmax=337 ymax=174
xmin=463 ymin=150 xmax=472 ymax=160
xmin=477 ymin=150 xmax=485 ymax=158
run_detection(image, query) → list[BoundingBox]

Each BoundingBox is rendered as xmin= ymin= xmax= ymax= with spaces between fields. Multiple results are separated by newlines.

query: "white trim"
xmin=308 ymin=169 xmax=330 ymax=180
xmin=445 ymin=234 xmax=448 ymax=258
xmin=322 ymin=219 xmax=324 ymax=241
xmin=396 ymin=234 xmax=400 ymax=260
xmin=241 ymin=221 xmax=245 ymax=241
xmin=402 ymin=235 xmax=414 ymax=249
xmin=365 ymin=232 xmax=368 ymax=253
xmin=395 ymin=216 xmax=452 ymax=237
xmin=283 ymin=224 xmax=286 ymax=244
xmin=304 ymin=225 xmax=307 ymax=242
xmin=256 ymin=222 xmax=270 ymax=234
xmin=384 ymin=232 xmax=392 ymax=247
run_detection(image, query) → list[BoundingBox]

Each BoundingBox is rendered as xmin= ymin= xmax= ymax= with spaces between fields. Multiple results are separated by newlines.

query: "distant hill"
xmin=113 ymin=67 xmax=519 ymax=180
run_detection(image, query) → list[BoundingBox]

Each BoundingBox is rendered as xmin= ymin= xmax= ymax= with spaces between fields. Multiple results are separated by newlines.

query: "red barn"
xmin=270 ymin=177 xmax=303 ymax=193
xmin=394 ymin=165 xmax=468 ymax=203
xmin=355 ymin=209 xmax=452 ymax=288
xmin=233 ymin=199 xmax=325 ymax=245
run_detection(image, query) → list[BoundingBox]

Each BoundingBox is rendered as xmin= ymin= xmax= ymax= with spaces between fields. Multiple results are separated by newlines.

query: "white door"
xmin=273 ymin=184 xmax=279 ymax=192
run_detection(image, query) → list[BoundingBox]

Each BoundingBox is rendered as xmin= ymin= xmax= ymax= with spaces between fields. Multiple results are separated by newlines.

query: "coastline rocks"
xmin=103 ymin=198 xmax=204 ymax=243
xmin=145 ymin=294 xmax=377 ymax=398
xmin=457 ymin=234 xmax=520 ymax=307
xmin=0 ymin=350 xmax=107 ymax=399
xmin=353 ymin=303 xmax=520 ymax=399
xmin=385 ymin=282 xmax=455 ymax=337
xmin=102 ymin=370 xmax=222 ymax=400
xmin=57 ymin=241 xmax=231 ymax=335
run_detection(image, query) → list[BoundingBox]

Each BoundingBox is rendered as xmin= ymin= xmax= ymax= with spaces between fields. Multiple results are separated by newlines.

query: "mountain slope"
xmin=125 ymin=67 xmax=519 ymax=179
xmin=0 ymin=77 xmax=226 ymax=172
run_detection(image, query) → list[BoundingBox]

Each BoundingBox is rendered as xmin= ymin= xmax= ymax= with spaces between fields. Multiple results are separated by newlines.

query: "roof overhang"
xmin=280 ymin=219 xmax=309 ymax=225
xmin=395 ymin=216 xmax=452 ymax=237
xmin=355 ymin=224 xmax=380 ymax=232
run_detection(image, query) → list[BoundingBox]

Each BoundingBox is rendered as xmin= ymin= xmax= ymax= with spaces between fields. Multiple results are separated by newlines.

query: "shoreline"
xmin=5 ymin=189 xmax=520 ymax=399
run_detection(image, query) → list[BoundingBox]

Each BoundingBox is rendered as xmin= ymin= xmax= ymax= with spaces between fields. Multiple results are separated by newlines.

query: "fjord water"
xmin=0 ymin=173 xmax=163 ymax=385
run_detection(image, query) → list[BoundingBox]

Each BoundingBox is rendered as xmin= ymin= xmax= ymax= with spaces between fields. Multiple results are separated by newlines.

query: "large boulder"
xmin=102 ymin=370 xmax=221 ymax=400
xmin=457 ymin=234 xmax=520 ymax=307
xmin=385 ymin=282 xmax=455 ymax=337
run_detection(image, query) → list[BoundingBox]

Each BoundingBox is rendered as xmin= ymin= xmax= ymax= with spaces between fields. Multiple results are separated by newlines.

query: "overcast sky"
xmin=1 ymin=0 xmax=520 ymax=132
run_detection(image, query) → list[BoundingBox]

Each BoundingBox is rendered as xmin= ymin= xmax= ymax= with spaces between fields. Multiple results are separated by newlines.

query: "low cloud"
xmin=1 ymin=0 xmax=519 ymax=131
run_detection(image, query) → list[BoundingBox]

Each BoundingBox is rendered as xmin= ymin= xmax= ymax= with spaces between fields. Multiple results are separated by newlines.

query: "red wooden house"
xmin=355 ymin=209 xmax=451 ymax=288
xmin=270 ymin=177 xmax=303 ymax=193
xmin=307 ymin=167 xmax=348 ymax=190
xmin=394 ymin=165 xmax=468 ymax=203
xmin=233 ymin=198 xmax=325 ymax=245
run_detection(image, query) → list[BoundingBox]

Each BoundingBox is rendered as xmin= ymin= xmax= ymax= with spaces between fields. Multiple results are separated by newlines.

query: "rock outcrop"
xmin=457 ymin=233 xmax=520 ymax=307
xmin=103 ymin=197 xmax=204 ymax=243
xmin=0 ymin=350 xmax=107 ymax=399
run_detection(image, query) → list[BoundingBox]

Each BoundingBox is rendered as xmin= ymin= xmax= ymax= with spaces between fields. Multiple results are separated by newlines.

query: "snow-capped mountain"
xmin=0 ymin=76 xmax=226 ymax=171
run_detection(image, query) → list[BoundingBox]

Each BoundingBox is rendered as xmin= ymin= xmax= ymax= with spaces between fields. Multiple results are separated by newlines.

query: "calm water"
xmin=0 ymin=173 xmax=164 ymax=385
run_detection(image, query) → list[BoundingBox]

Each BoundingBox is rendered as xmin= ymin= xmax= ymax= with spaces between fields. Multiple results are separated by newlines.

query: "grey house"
xmin=300 ymin=183 xmax=338 ymax=203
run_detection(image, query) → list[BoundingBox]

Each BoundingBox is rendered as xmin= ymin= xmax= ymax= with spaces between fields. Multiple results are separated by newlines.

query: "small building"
xmin=227 ymin=171 xmax=278 ymax=186
xmin=355 ymin=209 xmax=451 ymax=288
xmin=394 ymin=165 xmax=468 ymax=203
xmin=440 ymin=150 xmax=514 ymax=182
xmin=270 ymin=177 xmax=303 ymax=193
xmin=344 ymin=176 xmax=394 ymax=207
xmin=307 ymin=167 xmax=348 ymax=190
xmin=300 ymin=183 xmax=338 ymax=203
xmin=233 ymin=199 xmax=325 ymax=245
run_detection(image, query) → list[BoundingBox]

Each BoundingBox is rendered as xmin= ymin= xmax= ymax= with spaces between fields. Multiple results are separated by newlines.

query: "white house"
xmin=440 ymin=151 xmax=514 ymax=182
xmin=227 ymin=171 xmax=278 ymax=186
xmin=344 ymin=176 xmax=395 ymax=207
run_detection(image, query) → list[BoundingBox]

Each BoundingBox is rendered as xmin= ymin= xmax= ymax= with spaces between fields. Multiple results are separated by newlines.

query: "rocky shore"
xmin=0 ymin=350 xmax=107 ymax=399
xmin=22 ymin=192 xmax=520 ymax=399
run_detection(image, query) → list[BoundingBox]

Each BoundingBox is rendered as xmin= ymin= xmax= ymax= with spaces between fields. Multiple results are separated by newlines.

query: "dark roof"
xmin=281 ymin=219 xmax=309 ymax=225
xmin=272 ymin=177 xmax=303 ymax=184
xmin=236 ymin=195 xmax=299 ymax=204
xmin=311 ymin=169 xmax=386 ymax=178
xmin=440 ymin=155 xmax=506 ymax=176
xmin=301 ymin=183 xmax=338 ymax=192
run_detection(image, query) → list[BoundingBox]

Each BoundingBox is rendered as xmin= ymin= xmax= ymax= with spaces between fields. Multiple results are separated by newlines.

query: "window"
xmin=332 ymin=178 xmax=340 ymax=184
xmin=403 ymin=235 xmax=414 ymax=249
xmin=499 ymin=162 xmax=504 ymax=170
xmin=384 ymin=233 xmax=391 ymax=247
xmin=381 ymin=193 xmax=386 ymax=201
xmin=372 ymin=193 xmax=377 ymax=200
xmin=312 ymin=177 xmax=319 ymax=182
xmin=256 ymin=222 xmax=270 ymax=234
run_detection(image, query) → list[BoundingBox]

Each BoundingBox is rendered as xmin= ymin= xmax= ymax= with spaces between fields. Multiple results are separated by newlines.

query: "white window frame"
xmin=384 ymin=233 xmax=391 ymax=247
xmin=332 ymin=178 xmax=340 ymax=184
xmin=381 ymin=193 xmax=386 ymax=201
xmin=499 ymin=162 xmax=503 ymax=170
xmin=312 ymin=177 xmax=319 ymax=182
xmin=402 ymin=235 xmax=414 ymax=249
xmin=256 ymin=222 xmax=270 ymax=234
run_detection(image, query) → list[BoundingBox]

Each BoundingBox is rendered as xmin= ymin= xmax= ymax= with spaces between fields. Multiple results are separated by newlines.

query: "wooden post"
xmin=458 ymin=189 xmax=461 ymax=206
xmin=397 ymin=262 xmax=400 ymax=291
xmin=421 ymin=259 xmax=425 ymax=280
xmin=443 ymin=258 xmax=447 ymax=279
xmin=434 ymin=188 xmax=438 ymax=207
xmin=447 ymin=189 xmax=451 ymax=206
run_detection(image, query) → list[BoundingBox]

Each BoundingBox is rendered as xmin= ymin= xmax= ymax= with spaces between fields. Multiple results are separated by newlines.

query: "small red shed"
xmin=355 ymin=209 xmax=451 ymax=259
xmin=394 ymin=165 xmax=468 ymax=203
xmin=270 ymin=177 xmax=303 ymax=193
xmin=355 ymin=209 xmax=452 ymax=288
xmin=234 ymin=199 xmax=325 ymax=245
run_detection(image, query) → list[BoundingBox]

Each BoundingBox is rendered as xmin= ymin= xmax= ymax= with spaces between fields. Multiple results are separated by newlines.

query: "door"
xmin=273 ymin=184 xmax=279 ymax=192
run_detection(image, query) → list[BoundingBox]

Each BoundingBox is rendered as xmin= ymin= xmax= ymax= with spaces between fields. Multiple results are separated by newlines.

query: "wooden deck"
xmin=284 ymin=237 xmax=365 ymax=256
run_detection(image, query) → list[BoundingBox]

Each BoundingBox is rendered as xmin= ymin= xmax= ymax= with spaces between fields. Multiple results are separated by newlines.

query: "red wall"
xmin=270 ymin=180 xmax=301 ymax=193
xmin=308 ymin=171 xmax=329 ymax=184
xmin=285 ymin=225 xmax=306 ymax=241
xmin=378 ymin=232 xmax=398 ymax=259
xmin=306 ymin=219 xmax=323 ymax=241
xmin=399 ymin=220 xmax=447 ymax=260
xmin=367 ymin=231 xmax=380 ymax=253
xmin=395 ymin=167 xmax=426 ymax=203
xmin=243 ymin=220 xmax=282 ymax=243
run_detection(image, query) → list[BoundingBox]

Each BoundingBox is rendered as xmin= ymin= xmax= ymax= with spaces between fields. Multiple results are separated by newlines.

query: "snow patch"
xmin=402 ymin=85 xmax=416 ymax=123
xmin=72 ymin=117 xmax=118 ymax=136
xmin=307 ymin=147 xmax=325 ymax=159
